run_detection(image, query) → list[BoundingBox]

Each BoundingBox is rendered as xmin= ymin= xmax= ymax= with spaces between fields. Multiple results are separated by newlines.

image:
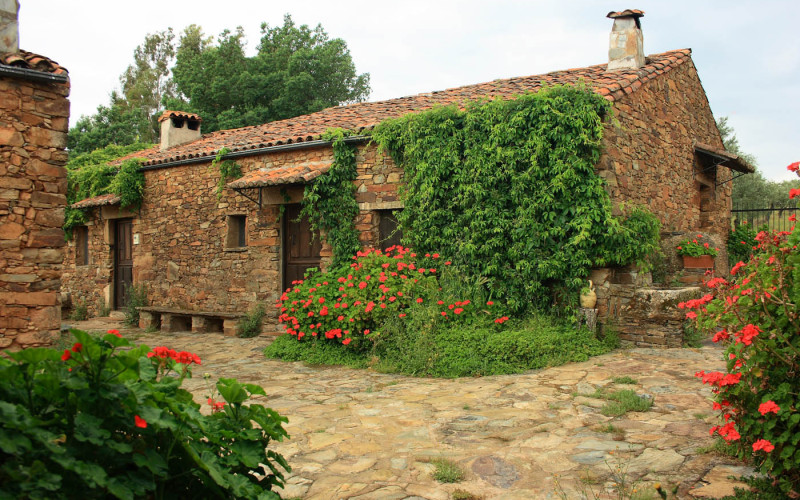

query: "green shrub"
xmin=123 ymin=283 xmax=148 ymax=327
xmin=689 ymin=164 xmax=800 ymax=497
xmin=0 ymin=329 xmax=290 ymax=499
xmin=70 ymin=299 xmax=88 ymax=321
xmin=727 ymin=222 xmax=758 ymax=265
xmin=430 ymin=458 xmax=465 ymax=483
xmin=237 ymin=303 xmax=266 ymax=338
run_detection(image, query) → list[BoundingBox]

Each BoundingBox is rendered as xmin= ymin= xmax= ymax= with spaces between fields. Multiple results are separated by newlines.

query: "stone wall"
xmin=61 ymin=142 xmax=404 ymax=331
xmin=0 ymin=72 xmax=69 ymax=348
xmin=599 ymin=59 xmax=732 ymax=276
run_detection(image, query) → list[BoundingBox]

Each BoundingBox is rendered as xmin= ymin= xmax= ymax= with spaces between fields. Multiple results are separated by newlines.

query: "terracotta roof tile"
xmin=607 ymin=9 xmax=645 ymax=18
xmin=71 ymin=193 xmax=120 ymax=209
xmin=121 ymin=49 xmax=691 ymax=169
xmin=228 ymin=164 xmax=332 ymax=189
xmin=0 ymin=50 xmax=68 ymax=75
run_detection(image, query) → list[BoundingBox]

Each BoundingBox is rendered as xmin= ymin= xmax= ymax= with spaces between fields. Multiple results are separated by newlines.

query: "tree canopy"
xmin=67 ymin=15 xmax=370 ymax=155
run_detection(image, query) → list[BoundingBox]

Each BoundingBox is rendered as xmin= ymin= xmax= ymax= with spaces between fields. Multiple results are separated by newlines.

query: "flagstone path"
xmin=70 ymin=318 xmax=754 ymax=499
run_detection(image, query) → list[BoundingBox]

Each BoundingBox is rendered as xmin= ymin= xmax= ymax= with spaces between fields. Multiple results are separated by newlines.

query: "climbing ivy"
xmin=64 ymin=158 xmax=146 ymax=237
xmin=372 ymin=84 xmax=660 ymax=313
xmin=300 ymin=128 xmax=361 ymax=268
xmin=211 ymin=147 xmax=243 ymax=198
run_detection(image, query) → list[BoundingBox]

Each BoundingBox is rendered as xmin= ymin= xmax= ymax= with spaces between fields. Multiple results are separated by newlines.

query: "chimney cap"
xmin=607 ymin=9 xmax=645 ymax=19
xmin=158 ymin=110 xmax=202 ymax=123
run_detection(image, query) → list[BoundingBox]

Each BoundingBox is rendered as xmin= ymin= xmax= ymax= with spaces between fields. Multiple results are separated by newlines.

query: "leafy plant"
xmin=0 ymin=330 xmax=290 ymax=499
xmin=430 ymin=458 xmax=464 ymax=483
xmin=70 ymin=299 xmax=89 ymax=321
xmin=612 ymin=376 xmax=637 ymax=385
xmin=237 ymin=303 xmax=266 ymax=338
xmin=686 ymin=162 xmax=800 ymax=497
xmin=587 ymin=389 xmax=653 ymax=417
xmin=211 ymin=147 xmax=243 ymax=198
xmin=727 ymin=222 xmax=758 ymax=265
xmin=299 ymin=128 xmax=361 ymax=267
xmin=123 ymin=283 xmax=148 ymax=327
xmin=372 ymin=84 xmax=661 ymax=313
xmin=676 ymin=236 xmax=718 ymax=257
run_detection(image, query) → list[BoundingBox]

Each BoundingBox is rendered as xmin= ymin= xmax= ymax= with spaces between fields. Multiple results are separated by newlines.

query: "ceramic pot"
xmin=580 ymin=280 xmax=597 ymax=308
xmin=682 ymin=255 xmax=714 ymax=269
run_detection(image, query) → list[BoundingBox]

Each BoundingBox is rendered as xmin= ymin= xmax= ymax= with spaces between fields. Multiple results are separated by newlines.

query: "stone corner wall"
xmin=592 ymin=267 xmax=703 ymax=348
xmin=0 ymin=71 xmax=70 ymax=349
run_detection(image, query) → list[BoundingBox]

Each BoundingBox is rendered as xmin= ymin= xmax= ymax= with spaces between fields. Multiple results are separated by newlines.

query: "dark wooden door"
xmin=283 ymin=205 xmax=322 ymax=289
xmin=114 ymin=219 xmax=133 ymax=310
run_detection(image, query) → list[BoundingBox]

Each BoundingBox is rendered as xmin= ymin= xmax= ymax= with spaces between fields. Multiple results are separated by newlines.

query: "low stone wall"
xmin=592 ymin=267 xmax=702 ymax=348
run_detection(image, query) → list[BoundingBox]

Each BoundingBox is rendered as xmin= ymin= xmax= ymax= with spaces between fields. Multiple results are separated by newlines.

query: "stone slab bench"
xmin=138 ymin=306 xmax=244 ymax=336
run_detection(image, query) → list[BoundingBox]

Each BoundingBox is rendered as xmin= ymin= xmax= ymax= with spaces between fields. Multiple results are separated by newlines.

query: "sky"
xmin=16 ymin=0 xmax=800 ymax=181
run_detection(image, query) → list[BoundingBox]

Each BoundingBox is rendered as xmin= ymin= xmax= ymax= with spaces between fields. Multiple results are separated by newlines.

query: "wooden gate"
xmin=114 ymin=219 xmax=133 ymax=310
xmin=283 ymin=205 xmax=321 ymax=290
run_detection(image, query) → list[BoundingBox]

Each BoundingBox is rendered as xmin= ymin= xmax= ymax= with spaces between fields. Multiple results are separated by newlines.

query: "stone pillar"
xmin=192 ymin=316 xmax=208 ymax=333
xmin=139 ymin=311 xmax=156 ymax=330
xmin=223 ymin=318 xmax=239 ymax=337
xmin=0 ymin=0 xmax=19 ymax=53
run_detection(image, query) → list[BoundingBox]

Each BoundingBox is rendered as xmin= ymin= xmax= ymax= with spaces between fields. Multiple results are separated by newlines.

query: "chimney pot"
xmin=0 ymin=0 xmax=20 ymax=53
xmin=607 ymin=9 xmax=645 ymax=71
xmin=158 ymin=110 xmax=202 ymax=151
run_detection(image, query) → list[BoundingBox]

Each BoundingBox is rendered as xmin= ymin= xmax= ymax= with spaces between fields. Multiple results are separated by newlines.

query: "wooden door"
xmin=114 ymin=219 xmax=133 ymax=310
xmin=283 ymin=205 xmax=322 ymax=289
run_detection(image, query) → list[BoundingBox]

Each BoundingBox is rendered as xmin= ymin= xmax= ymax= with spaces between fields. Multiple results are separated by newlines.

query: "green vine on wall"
xmin=300 ymin=128 xmax=361 ymax=268
xmin=64 ymin=158 xmax=146 ymax=238
xmin=372 ymin=83 xmax=661 ymax=313
xmin=211 ymin=147 xmax=243 ymax=198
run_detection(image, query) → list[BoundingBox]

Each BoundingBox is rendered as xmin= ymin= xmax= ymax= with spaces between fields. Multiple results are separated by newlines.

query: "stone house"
xmin=63 ymin=10 xmax=750 ymax=342
xmin=1 ymin=0 xmax=70 ymax=349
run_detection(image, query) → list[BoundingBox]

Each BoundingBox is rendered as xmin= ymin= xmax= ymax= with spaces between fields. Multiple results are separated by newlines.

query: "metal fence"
xmin=731 ymin=202 xmax=799 ymax=232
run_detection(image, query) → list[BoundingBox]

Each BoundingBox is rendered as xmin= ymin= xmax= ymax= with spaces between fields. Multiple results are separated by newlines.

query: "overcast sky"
xmin=17 ymin=0 xmax=800 ymax=181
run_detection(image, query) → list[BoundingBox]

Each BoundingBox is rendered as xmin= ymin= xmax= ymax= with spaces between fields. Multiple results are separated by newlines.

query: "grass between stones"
xmin=588 ymin=389 xmax=654 ymax=417
xmin=430 ymin=458 xmax=465 ymax=483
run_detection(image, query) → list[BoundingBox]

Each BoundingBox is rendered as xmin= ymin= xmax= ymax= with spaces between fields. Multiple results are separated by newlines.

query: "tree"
xmin=171 ymin=15 xmax=370 ymax=133
xmin=67 ymin=91 xmax=151 ymax=154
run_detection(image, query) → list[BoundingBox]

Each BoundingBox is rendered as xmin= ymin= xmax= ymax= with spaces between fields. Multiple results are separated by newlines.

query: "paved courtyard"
xmin=70 ymin=318 xmax=752 ymax=499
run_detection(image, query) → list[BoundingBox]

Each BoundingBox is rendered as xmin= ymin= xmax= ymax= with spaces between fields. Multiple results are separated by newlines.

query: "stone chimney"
xmin=158 ymin=110 xmax=202 ymax=151
xmin=0 ymin=0 xmax=19 ymax=53
xmin=607 ymin=9 xmax=645 ymax=71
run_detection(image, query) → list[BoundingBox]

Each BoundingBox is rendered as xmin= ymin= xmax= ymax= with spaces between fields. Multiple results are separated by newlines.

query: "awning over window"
xmin=227 ymin=164 xmax=331 ymax=189
xmin=695 ymin=143 xmax=754 ymax=174
xmin=71 ymin=193 xmax=121 ymax=209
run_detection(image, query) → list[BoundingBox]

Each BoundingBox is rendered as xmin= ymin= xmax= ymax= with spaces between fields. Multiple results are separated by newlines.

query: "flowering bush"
xmin=684 ymin=162 xmax=800 ymax=497
xmin=0 ymin=330 xmax=289 ymax=499
xmin=676 ymin=235 xmax=719 ymax=257
xmin=277 ymin=245 xmax=505 ymax=351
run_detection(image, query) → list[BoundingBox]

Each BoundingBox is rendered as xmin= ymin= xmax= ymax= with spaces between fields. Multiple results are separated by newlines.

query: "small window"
xmin=226 ymin=215 xmax=247 ymax=248
xmin=378 ymin=210 xmax=403 ymax=250
xmin=75 ymin=226 xmax=89 ymax=266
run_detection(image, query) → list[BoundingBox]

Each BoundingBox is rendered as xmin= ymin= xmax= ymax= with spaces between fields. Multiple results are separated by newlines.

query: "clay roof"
xmin=228 ymin=164 xmax=332 ymax=189
xmin=0 ymin=50 xmax=68 ymax=75
xmin=120 ymin=49 xmax=692 ymax=170
xmin=158 ymin=110 xmax=202 ymax=123
xmin=71 ymin=193 xmax=120 ymax=209
xmin=695 ymin=143 xmax=755 ymax=174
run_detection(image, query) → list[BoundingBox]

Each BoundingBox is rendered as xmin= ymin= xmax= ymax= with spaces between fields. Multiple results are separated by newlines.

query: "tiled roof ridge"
xmin=115 ymin=48 xmax=691 ymax=168
xmin=0 ymin=50 xmax=68 ymax=75
xmin=71 ymin=193 xmax=121 ymax=209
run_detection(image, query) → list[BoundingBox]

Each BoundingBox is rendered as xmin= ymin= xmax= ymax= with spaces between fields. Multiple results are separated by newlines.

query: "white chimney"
xmin=607 ymin=9 xmax=645 ymax=71
xmin=0 ymin=0 xmax=19 ymax=53
xmin=158 ymin=110 xmax=202 ymax=151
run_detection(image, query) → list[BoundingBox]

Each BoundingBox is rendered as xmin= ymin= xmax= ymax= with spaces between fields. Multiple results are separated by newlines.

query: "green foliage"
xmin=268 ymin=247 xmax=617 ymax=379
xmin=692 ymin=219 xmax=800 ymax=495
xmin=728 ymin=223 xmax=758 ymax=265
xmin=372 ymin=84 xmax=660 ymax=313
xmin=211 ymin=147 xmax=243 ymax=198
xmin=612 ymin=376 xmax=637 ymax=385
xmin=676 ymin=237 xmax=719 ymax=257
xmin=68 ymin=94 xmax=153 ymax=154
xmin=588 ymin=389 xmax=653 ymax=417
xmin=300 ymin=129 xmax=361 ymax=267
xmin=65 ymin=144 xmax=149 ymax=237
xmin=237 ymin=303 xmax=266 ymax=338
xmin=123 ymin=283 xmax=148 ymax=327
xmin=170 ymin=15 xmax=370 ymax=133
xmin=430 ymin=458 xmax=465 ymax=483
xmin=70 ymin=300 xmax=88 ymax=321
xmin=0 ymin=330 xmax=290 ymax=499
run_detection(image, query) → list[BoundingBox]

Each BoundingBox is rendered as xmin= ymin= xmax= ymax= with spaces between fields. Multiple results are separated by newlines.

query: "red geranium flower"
xmin=758 ymin=400 xmax=780 ymax=415
xmin=71 ymin=342 xmax=83 ymax=353
xmin=752 ymin=439 xmax=775 ymax=452
xmin=107 ymin=329 xmax=121 ymax=337
xmin=61 ymin=349 xmax=71 ymax=361
xmin=134 ymin=415 xmax=147 ymax=428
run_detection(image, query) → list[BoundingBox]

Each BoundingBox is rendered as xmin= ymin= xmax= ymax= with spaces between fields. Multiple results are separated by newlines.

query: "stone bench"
xmin=138 ymin=306 xmax=244 ymax=337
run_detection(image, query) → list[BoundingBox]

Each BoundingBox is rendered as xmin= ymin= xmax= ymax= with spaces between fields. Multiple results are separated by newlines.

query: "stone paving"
xmin=70 ymin=318 xmax=754 ymax=500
